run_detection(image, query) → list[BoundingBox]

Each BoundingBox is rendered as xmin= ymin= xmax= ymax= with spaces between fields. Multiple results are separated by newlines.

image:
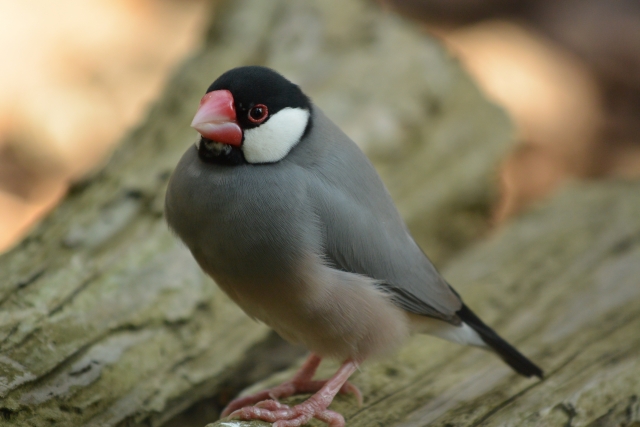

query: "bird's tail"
xmin=457 ymin=304 xmax=543 ymax=379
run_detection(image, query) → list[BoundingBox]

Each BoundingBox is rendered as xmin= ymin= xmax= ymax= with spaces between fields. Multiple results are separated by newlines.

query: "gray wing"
xmin=292 ymin=107 xmax=462 ymax=322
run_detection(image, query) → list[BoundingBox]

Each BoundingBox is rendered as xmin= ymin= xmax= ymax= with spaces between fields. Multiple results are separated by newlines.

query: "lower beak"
xmin=191 ymin=90 xmax=243 ymax=147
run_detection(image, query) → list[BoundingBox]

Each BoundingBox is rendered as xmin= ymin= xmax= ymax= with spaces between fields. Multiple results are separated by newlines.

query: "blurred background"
xmin=0 ymin=0 xmax=210 ymax=251
xmin=1 ymin=0 xmax=639 ymax=253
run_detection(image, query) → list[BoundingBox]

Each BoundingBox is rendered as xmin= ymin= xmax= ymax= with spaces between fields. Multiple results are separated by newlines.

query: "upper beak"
xmin=191 ymin=90 xmax=243 ymax=147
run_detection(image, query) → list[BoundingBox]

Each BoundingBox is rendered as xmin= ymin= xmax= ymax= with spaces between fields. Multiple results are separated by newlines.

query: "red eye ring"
xmin=248 ymin=104 xmax=268 ymax=123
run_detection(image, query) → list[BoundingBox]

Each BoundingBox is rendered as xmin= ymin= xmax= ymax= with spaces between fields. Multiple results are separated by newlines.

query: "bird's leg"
xmin=226 ymin=358 xmax=359 ymax=427
xmin=220 ymin=354 xmax=361 ymax=419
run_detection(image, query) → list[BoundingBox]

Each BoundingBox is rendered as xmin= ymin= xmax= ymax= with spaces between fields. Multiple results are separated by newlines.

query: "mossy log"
xmin=207 ymin=181 xmax=640 ymax=427
xmin=0 ymin=0 xmax=512 ymax=426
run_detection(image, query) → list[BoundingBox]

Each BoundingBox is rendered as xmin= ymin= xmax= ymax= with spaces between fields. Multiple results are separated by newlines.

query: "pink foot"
xmin=222 ymin=357 xmax=360 ymax=427
xmin=220 ymin=354 xmax=361 ymax=418
xmin=228 ymin=398 xmax=345 ymax=427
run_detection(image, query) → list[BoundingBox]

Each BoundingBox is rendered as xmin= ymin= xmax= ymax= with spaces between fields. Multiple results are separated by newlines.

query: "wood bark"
xmin=0 ymin=0 xmax=513 ymax=426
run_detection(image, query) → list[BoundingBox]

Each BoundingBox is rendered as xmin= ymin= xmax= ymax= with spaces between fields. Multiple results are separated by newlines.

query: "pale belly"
xmin=211 ymin=256 xmax=411 ymax=362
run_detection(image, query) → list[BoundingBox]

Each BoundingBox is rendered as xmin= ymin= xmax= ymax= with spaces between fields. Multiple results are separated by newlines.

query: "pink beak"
xmin=191 ymin=90 xmax=243 ymax=147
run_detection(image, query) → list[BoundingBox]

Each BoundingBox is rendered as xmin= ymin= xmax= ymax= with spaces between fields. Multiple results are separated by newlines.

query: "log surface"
xmin=0 ymin=0 xmax=512 ymax=426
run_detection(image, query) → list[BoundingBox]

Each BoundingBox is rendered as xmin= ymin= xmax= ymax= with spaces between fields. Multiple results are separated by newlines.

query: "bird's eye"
xmin=248 ymin=104 xmax=268 ymax=124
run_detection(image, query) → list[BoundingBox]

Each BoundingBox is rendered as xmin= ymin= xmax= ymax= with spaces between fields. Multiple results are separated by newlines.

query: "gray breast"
xmin=165 ymin=146 xmax=320 ymax=284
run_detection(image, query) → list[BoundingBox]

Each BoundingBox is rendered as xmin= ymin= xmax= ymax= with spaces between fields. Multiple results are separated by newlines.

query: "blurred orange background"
xmin=0 ymin=0 xmax=210 ymax=251
xmin=1 ymin=0 xmax=640 ymax=253
xmin=389 ymin=0 xmax=640 ymax=222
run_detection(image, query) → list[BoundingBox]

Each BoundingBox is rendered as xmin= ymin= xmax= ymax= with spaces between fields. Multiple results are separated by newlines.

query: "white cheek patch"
xmin=242 ymin=107 xmax=310 ymax=164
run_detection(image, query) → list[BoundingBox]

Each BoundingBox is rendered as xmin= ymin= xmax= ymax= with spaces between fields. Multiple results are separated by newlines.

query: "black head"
xmin=193 ymin=66 xmax=313 ymax=165
xmin=207 ymin=66 xmax=311 ymax=130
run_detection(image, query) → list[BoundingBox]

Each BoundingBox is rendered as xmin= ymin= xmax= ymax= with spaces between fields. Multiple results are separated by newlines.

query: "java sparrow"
xmin=165 ymin=66 xmax=543 ymax=427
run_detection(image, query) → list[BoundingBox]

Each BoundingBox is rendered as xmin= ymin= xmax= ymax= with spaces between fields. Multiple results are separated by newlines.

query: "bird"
xmin=164 ymin=65 xmax=543 ymax=427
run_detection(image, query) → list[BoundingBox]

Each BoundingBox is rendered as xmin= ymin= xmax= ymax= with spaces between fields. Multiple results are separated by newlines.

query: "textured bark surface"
xmin=207 ymin=181 xmax=640 ymax=427
xmin=0 ymin=0 xmax=512 ymax=426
